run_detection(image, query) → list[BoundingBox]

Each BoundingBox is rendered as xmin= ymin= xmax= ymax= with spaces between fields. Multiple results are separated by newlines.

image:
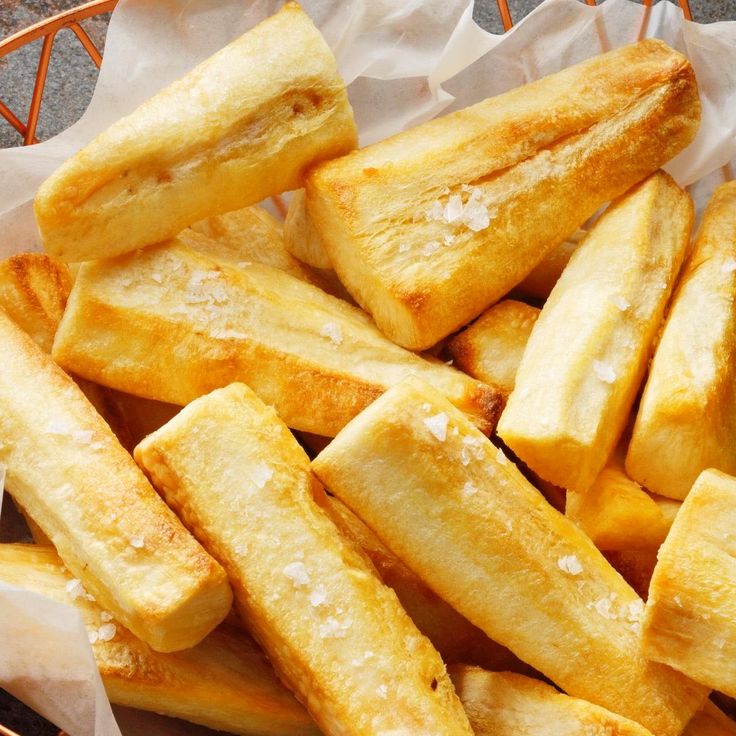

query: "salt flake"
xmin=320 ymin=322 xmax=343 ymax=346
xmin=722 ymin=258 xmax=736 ymax=274
xmin=129 ymin=535 xmax=145 ymax=549
xmin=283 ymin=561 xmax=310 ymax=587
xmin=608 ymin=294 xmax=630 ymax=312
xmin=423 ymin=412 xmax=449 ymax=442
xmin=593 ymin=360 xmax=617 ymax=384
xmin=310 ymin=584 xmax=328 ymax=607
xmin=97 ymin=623 xmax=117 ymax=642
xmin=462 ymin=481 xmax=478 ymax=499
xmin=251 ymin=463 xmax=273 ymax=489
xmin=558 ymin=555 xmax=583 ymax=576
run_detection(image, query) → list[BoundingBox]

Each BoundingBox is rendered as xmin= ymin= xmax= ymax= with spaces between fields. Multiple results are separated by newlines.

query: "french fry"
xmin=35 ymin=3 xmax=357 ymax=262
xmin=447 ymin=300 xmax=539 ymax=398
xmin=52 ymin=239 xmax=501 ymax=436
xmin=684 ymin=702 xmax=736 ymax=736
xmin=0 ymin=310 xmax=232 ymax=652
xmin=626 ymin=182 xmax=736 ymax=500
xmin=184 ymin=205 xmax=318 ymax=284
xmin=321 ymin=494 xmax=531 ymax=674
xmin=0 ymin=251 xmax=136 ymax=449
xmin=448 ymin=665 xmax=655 ymax=736
xmin=312 ymin=377 xmax=708 ymax=735
xmin=642 ymin=469 xmax=736 ymax=697
xmin=566 ymin=445 xmax=680 ymax=551
xmin=306 ymin=40 xmax=699 ymax=350
xmin=134 ymin=383 xmax=474 ymax=736
xmin=497 ymin=171 xmax=693 ymax=493
xmin=284 ymin=189 xmax=333 ymax=270
xmin=0 ymin=544 xmax=319 ymax=736
xmin=514 ymin=230 xmax=585 ymax=300
xmin=0 ymin=253 xmax=71 ymax=352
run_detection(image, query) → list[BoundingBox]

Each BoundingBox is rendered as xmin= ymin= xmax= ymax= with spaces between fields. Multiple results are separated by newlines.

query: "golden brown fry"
xmin=515 ymin=230 xmax=585 ymax=300
xmin=184 ymin=205 xmax=317 ymax=284
xmin=321 ymin=494 xmax=530 ymax=673
xmin=684 ymin=702 xmax=736 ymax=736
xmin=449 ymin=665 xmax=655 ymax=736
xmin=35 ymin=3 xmax=357 ymax=262
xmin=306 ymin=40 xmax=699 ymax=349
xmin=498 ymin=172 xmax=693 ymax=493
xmin=626 ymin=181 xmax=736 ymax=500
xmin=0 ymin=310 xmax=232 ymax=651
xmin=0 ymin=252 xmax=71 ymax=352
xmin=566 ymin=446 xmax=680 ymax=551
xmin=447 ymin=300 xmax=539 ymax=398
xmin=52 ymin=239 xmax=501 ymax=436
xmin=284 ymin=189 xmax=333 ymax=270
xmin=135 ymin=383 xmax=473 ymax=736
xmin=0 ymin=544 xmax=319 ymax=736
xmin=642 ymin=469 xmax=736 ymax=697
xmin=312 ymin=377 xmax=708 ymax=735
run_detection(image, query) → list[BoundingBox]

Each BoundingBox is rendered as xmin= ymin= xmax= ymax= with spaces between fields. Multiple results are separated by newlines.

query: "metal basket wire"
xmin=0 ymin=0 xmax=722 ymax=734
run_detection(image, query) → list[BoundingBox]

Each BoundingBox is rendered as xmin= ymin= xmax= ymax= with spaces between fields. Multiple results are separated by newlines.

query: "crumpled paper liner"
xmin=0 ymin=0 xmax=734 ymax=734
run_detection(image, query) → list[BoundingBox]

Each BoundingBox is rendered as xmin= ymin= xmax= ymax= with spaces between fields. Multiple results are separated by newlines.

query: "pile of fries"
xmin=1 ymin=2 xmax=735 ymax=734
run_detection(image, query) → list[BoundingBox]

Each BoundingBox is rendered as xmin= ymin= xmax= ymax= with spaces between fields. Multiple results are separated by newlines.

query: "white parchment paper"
xmin=0 ymin=1 xmax=734 ymax=734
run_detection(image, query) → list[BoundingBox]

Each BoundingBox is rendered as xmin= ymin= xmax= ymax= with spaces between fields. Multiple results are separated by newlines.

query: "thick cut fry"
xmin=0 ymin=310 xmax=232 ymax=651
xmin=312 ymin=378 xmax=708 ymax=735
xmin=449 ymin=666 xmax=655 ymax=736
xmin=684 ymin=702 xmax=736 ymax=736
xmin=515 ymin=230 xmax=585 ymax=300
xmin=35 ymin=3 xmax=357 ymax=262
xmin=626 ymin=182 xmax=736 ymax=500
xmin=306 ymin=40 xmax=699 ymax=349
xmin=0 ymin=544 xmax=318 ymax=736
xmin=321 ymin=494 xmax=530 ymax=674
xmin=498 ymin=172 xmax=693 ymax=493
xmin=52 ymin=240 xmax=501 ymax=436
xmin=284 ymin=189 xmax=332 ymax=270
xmin=566 ymin=446 xmax=680 ymax=551
xmin=185 ymin=205 xmax=317 ymax=284
xmin=0 ymin=253 xmax=71 ymax=352
xmin=135 ymin=383 xmax=473 ymax=736
xmin=642 ymin=469 xmax=736 ymax=697
xmin=447 ymin=300 xmax=539 ymax=398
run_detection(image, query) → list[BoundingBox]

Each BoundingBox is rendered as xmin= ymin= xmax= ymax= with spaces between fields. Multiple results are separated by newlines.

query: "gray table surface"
xmin=0 ymin=0 xmax=735 ymax=734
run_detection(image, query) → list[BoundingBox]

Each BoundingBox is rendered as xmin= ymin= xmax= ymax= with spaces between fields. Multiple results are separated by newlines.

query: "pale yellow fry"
xmin=0 ymin=544 xmax=319 ymax=736
xmin=312 ymin=377 xmax=708 ymax=736
xmin=306 ymin=39 xmax=699 ymax=350
xmin=447 ymin=299 xmax=539 ymax=398
xmin=321 ymin=494 xmax=531 ymax=674
xmin=566 ymin=445 xmax=680 ymax=551
xmin=284 ymin=189 xmax=333 ymax=270
xmin=642 ymin=468 xmax=736 ymax=697
xmin=0 ymin=310 xmax=232 ymax=652
xmin=498 ymin=171 xmax=693 ymax=492
xmin=449 ymin=665 xmax=655 ymax=736
xmin=627 ymin=181 xmax=736 ymax=500
xmin=52 ymin=239 xmax=501 ymax=436
xmin=134 ymin=383 xmax=474 ymax=736
xmin=35 ymin=3 xmax=357 ymax=262
xmin=185 ymin=204 xmax=318 ymax=284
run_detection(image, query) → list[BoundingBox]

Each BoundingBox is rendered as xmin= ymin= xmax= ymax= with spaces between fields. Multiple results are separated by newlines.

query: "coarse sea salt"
xmin=422 ymin=240 xmax=441 ymax=257
xmin=557 ymin=555 xmax=583 ymax=576
xmin=283 ymin=561 xmax=310 ymax=587
xmin=320 ymin=322 xmax=343 ymax=345
xmin=593 ymin=360 xmax=617 ymax=384
xmin=97 ymin=623 xmax=117 ymax=642
xmin=310 ymin=584 xmax=328 ymax=607
xmin=608 ymin=294 xmax=630 ymax=312
xmin=251 ymin=463 xmax=273 ymax=489
xmin=129 ymin=535 xmax=145 ymax=549
xmin=722 ymin=258 xmax=736 ymax=274
xmin=462 ymin=481 xmax=478 ymax=499
xmin=423 ymin=412 xmax=449 ymax=442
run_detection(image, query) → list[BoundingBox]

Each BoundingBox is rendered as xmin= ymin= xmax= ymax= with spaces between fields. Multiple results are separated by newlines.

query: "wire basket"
xmin=0 ymin=0 xmax=723 ymax=735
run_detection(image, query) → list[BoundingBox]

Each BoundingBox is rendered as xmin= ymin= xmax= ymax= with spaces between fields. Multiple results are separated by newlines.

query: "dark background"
xmin=0 ymin=0 xmax=734 ymax=734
